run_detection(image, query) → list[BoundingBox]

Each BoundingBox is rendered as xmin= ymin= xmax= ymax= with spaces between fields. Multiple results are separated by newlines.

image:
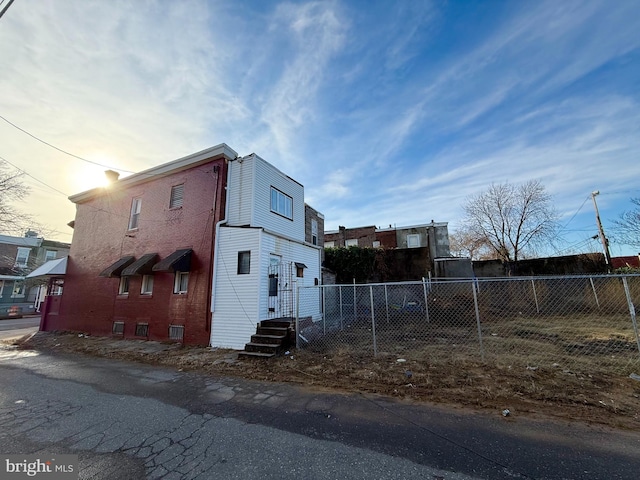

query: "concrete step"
xmin=238 ymin=351 xmax=275 ymax=360
xmin=260 ymin=319 xmax=292 ymax=329
xmin=244 ymin=342 xmax=280 ymax=354
xmin=251 ymin=334 xmax=286 ymax=345
xmin=257 ymin=326 xmax=288 ymax=336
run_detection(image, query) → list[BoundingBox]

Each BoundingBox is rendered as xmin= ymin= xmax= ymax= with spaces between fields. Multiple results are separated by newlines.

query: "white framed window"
xmin=141 ymin=275 xmax=154 ymax=295
xmin=45 ymin=250 xmax=57 ymax=262
xmin=311 ymin=219 xmax=318 ymax=245
xmin=174 ymin=272 xmax=189 ymax=294
xmin=270 ymin=187 xmax=293 ymax=219
xmin=15 ymin=247 xmax=30 ymax=267
xmin=170 ymin=184 xmax=184 ymax=209
xmin=12 ymin=281 xmax=25 ymax=298
xmin=128 ymin=198 xmax=142 ymax=230
xmin=324 ymin=241 xmax=335 ymax=248
xmin=373 ymin=241 xmax=381 ymax=248
xmin=0 ymin=280 xmax=4 ymax=296
xmin=237 ymin=251 xmax=251 ymax=275
xmin=345 ymin=238 xmax=358 ymax=247
xmin=118 ymin=276 xmax=130 ymax=295
xmin=407 ymin=234 xmax=420 ymax=248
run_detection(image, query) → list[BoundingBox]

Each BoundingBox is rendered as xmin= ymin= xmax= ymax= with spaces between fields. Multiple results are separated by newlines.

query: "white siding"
xmin=211 ymin=227 xmax=322 ymax=349
xmin=251 ymin=156 xmax=305 ymax=241
xmin=210 ymin=227 xmax=261 ymax=349
xmin=227 ymin=157 xmax=255 ymax=226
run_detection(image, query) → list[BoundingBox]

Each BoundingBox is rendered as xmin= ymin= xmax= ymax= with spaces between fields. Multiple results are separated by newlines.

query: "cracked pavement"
xmin=1 ymin=346 xmax=639 ymax=479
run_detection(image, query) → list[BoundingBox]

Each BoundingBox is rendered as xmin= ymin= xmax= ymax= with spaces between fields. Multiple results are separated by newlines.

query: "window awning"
xmin=26 ymin=257 xmax=68 ymax=278
xmin=152 ymin=249 xmax=192 ymax=273
xmin=99 ymin=256 xmax=135 ymax=278
xmin=294 ymin=262 xmax=307 ymax=269
xmin=121 ymin=253 xmax=158 ymax=276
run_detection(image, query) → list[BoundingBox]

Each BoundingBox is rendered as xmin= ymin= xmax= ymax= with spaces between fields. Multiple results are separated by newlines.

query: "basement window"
xmin=112 ymin=321 xmax=124 ymax=335
xmin=169 ymin=325 xmax=184 ymax=342
xmin=135 ymin=323 xmax=149 ymax=337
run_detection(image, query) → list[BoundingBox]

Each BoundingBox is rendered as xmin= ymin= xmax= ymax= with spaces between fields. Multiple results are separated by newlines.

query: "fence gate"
xmin=267 ymin=257 xmax=294 ymax=318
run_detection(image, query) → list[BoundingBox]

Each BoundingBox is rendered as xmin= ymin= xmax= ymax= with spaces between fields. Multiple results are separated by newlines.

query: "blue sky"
xmin=0 ymin=0 xmax=639 ymax=256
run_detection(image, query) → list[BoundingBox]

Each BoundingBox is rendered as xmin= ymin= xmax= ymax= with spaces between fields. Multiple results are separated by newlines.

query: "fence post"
xmin=353 ymin=278 xmax=357 ymax=322
xmin=531 ymin=279 xmax=540 ymax=314
xmin=422 ymin=277 xmax=430 ymax=323
xmin=384 ymin=284 xmax=389 ymax=325
xmin=472 ymin=280 xmax=485 ymax=362
xmin=295 ymin=285 xmax=300 ymax=349
xmin=322 ymin=285 xmax=326 ymax=335
xmin=589 ymin=277 xmax=600 ymax=309
xmin=339 ymin=286 xmax=344 ymax=330
xmin=622 ymin=276 xmax=640 ymax=358
xmin=370 ymin=285 xmax=377 ymax=356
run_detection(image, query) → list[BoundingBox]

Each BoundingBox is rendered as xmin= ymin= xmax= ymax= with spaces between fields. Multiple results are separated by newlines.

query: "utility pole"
xmin=591 ymin=191 xmax=613 ymax=272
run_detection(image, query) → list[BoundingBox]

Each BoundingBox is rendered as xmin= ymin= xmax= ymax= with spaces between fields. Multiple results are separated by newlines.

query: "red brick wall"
xmin=45 ymin=159 xmax=227 ymax=345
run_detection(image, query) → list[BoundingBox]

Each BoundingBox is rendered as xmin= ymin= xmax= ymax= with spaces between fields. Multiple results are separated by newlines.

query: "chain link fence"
xmin=295 ymin=275 xmax=640 ymax=374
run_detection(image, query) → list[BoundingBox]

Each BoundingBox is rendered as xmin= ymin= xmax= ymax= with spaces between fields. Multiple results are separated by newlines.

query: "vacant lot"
xmin=10 ymin=331 xmax=640 ymax=430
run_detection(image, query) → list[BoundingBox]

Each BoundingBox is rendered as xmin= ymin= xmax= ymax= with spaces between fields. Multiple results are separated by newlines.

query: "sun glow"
xmin=71 ymin=153 xmax=121 ymax=192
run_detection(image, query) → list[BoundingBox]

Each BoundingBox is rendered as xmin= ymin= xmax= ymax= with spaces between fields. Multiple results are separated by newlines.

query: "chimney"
xmin=104 ymin=170 xmax=120 ymax=184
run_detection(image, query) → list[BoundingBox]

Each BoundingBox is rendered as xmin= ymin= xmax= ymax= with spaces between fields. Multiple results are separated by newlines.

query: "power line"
xmin=0 ymin=0 xmax=16 ymax=21
xmin=0 ymin=113 xmax=135 ymax=173
xmin=0 ymin=153 xmax=69 ymax=197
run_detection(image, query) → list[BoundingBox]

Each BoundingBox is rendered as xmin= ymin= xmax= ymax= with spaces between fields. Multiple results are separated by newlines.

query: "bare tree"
xmin=449 ymin=226 xmax=494 ymax=260
xmin=612 ymin=197 xmax=640 ymax=249
xmin=0 ymin=160 xmax=34 ymax=235
xmin=462 ymin=180 xmax=558 ymax=262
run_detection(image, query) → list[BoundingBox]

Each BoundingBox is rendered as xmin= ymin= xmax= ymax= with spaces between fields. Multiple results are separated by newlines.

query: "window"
xmin=0 ymin=280 xmax=4 ymax=296
xmin=112 ymin=321 xmax=125 ymax=335
xmin=345 ymin=238 xmax=358 ymax=247
xmin=15 ymin=247 xmax=30 ymax=267
xmin=373 ymin=241 xmax=381 ymax=248
xmin=12 ymin=281 xmax=25 ymax=297
xmin=170 ymin=184 xmax=184 ymax=209
xmin=135 ymin=323 xmax=149 ymax=337
xmin=270 ymin=187 xmax=293 ymax=219
xmin=311 ymin=219 xmax=318 ymax=245
xmin=237 ymin=251 xmax=251 ymax=275
xmin=169 ymin=325 xmax=184 ymax=341
xmin=128 ymin=198 xmax=142 ymax=230
xmin=118 ymin=277 xmax=130 ymax=295
xmin=45 ymin=250 xmax=57 ymax=262
xmin=141 ymin=275 xmax=154 ymax=295
xmin=174 ymin=272 xmax=189 ymax=294
xmin=324 ymin=241 xmax=335 ymax=248
xmin=296 ymin=266 xmax=304 ymax=278
xmin=407 ymin=234 xmax=420 ymax=248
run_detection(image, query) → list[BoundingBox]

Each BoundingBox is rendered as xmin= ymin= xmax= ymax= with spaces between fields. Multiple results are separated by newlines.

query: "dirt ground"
xmin=7 ymin=331 xmax=640 ymax=430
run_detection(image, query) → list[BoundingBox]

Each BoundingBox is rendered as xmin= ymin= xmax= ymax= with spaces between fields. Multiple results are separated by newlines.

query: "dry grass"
xmin=9 ymin=330 xmax=640 ymax=430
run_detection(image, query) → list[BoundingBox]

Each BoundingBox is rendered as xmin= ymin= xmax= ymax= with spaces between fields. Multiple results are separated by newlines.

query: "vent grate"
xmin=169 ymin=325 xmax=184 ymax=341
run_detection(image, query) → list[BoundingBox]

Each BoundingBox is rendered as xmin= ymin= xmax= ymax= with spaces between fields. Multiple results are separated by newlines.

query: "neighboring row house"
xmin=324 ymin=222 xmax=451 ymax=258
xmin=0 ymin=232 xmax=70 ymax=315
xmin=40 ymin=144 xmax=323 ymax=348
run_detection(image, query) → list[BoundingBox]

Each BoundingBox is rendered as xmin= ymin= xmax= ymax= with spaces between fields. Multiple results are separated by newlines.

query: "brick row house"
xmin=41 ymin=144 xmax=322 ymax=347
xmin=0 ymin=232 xmax=70 ymax=316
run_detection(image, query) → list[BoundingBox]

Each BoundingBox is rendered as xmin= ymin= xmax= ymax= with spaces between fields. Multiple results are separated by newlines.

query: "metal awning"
xmin=294 ymin=262 xmax=307 ymax=269
xmin=121 ymin=253 xmax=158 ymax=276
xmin=99 ymin=256 xmax=135 ymax=278
xmin=26 ymin=257 xmax=68 ymax=278
xmin=152 ymin=249 xmax=192 ymax=273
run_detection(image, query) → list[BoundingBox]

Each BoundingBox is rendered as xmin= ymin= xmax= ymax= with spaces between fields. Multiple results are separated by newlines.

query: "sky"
xmin=0 ymin=0 xmax=639 ymax=257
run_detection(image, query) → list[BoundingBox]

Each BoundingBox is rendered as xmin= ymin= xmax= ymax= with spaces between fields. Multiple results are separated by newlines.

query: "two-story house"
xmin=40 ymin=144 xmax=322 ymax=348
xmin=0 ymin=232 xmax=70 ymax=316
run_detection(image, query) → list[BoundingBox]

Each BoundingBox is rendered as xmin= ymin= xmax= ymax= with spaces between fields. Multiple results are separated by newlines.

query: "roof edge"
xmin=70 ymin=143 xmax=238 ymax=204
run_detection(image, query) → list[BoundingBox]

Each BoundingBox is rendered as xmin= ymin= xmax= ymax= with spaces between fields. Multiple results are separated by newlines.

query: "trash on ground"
xmin=629 ymin=373 xmax=640 ymax=381
xmin=502 ymin=409 xmax=510 ymax=417
xmin=396 ymin=358 xmax=406 ymax=363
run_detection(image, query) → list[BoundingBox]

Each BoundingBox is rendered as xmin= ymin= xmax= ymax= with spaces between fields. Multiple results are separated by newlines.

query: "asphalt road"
xmin=0 ymin=316 xmax=41 ymax=331
xmin=1 ymin=346 xmax=639 ymax=480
